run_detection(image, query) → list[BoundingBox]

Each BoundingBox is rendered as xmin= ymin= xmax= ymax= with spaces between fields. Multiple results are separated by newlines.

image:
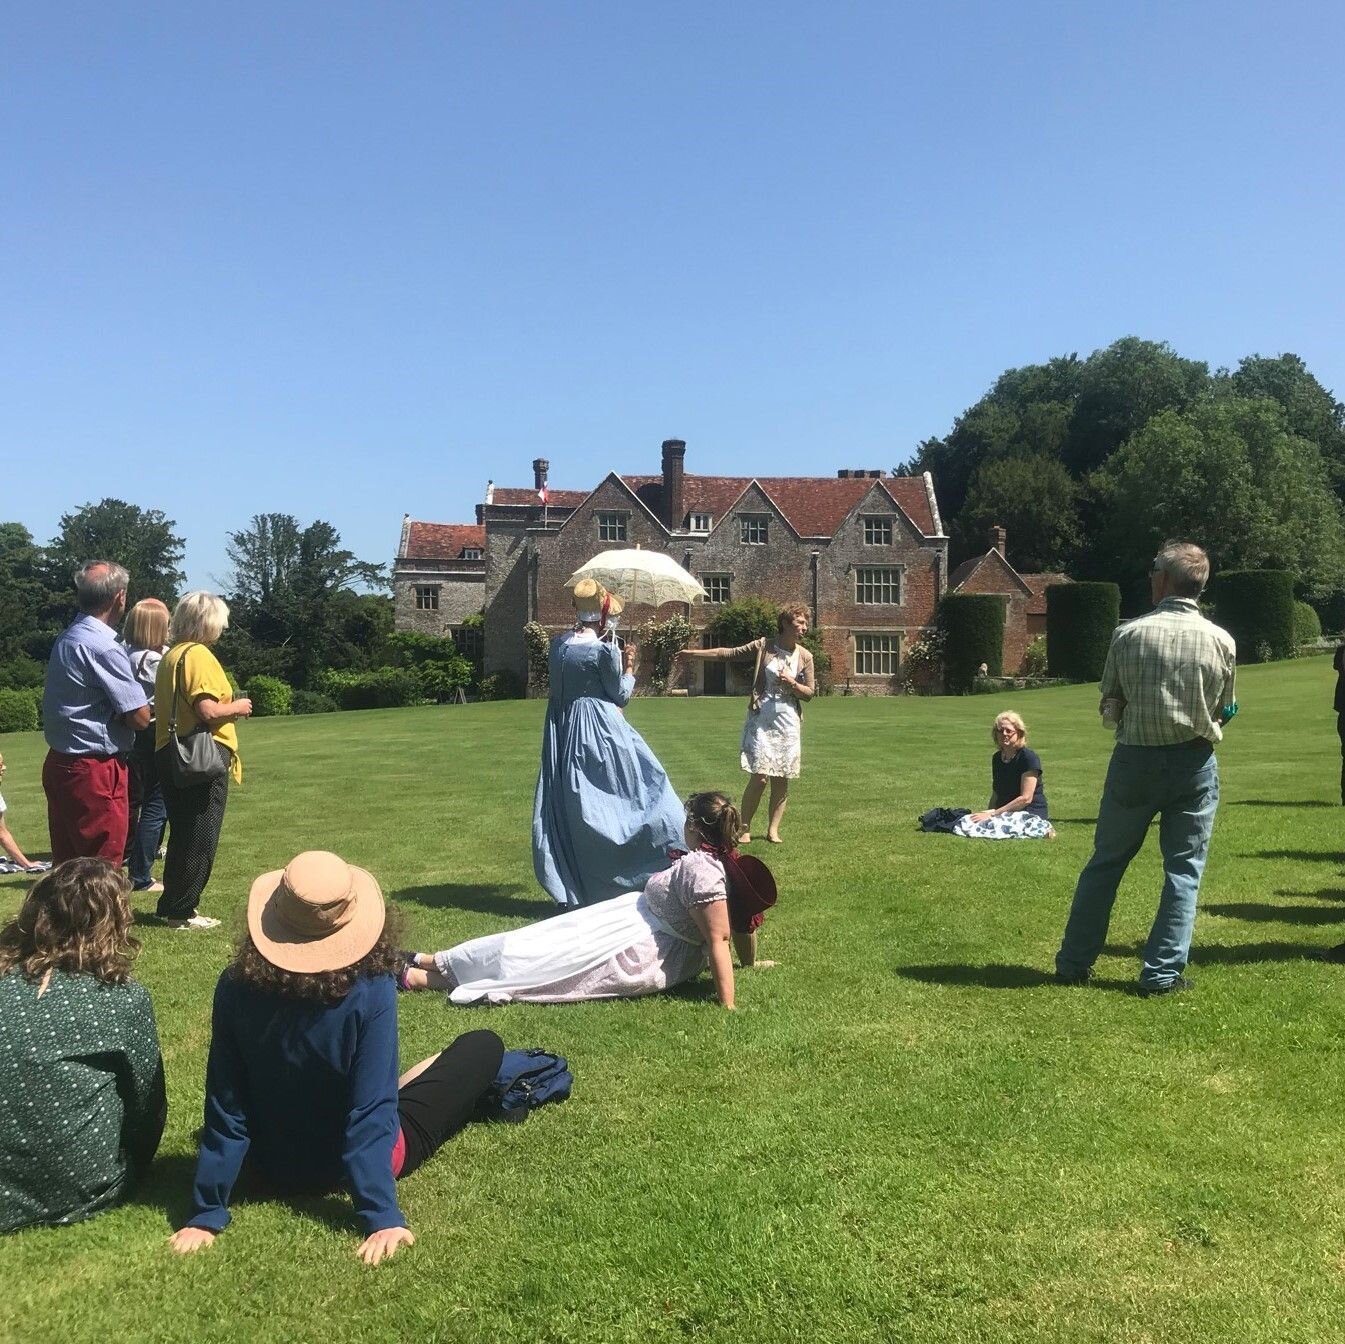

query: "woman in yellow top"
xmin=153 ymin=593 xmax=252 ymax=929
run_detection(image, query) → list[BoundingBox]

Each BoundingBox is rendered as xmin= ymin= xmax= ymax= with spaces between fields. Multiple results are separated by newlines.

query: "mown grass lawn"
xmin=1 ymin=658 xmax=1343 ymax=1343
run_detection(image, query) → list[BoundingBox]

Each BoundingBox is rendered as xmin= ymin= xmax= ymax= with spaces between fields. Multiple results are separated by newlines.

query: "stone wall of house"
xmin=392 ymin=564 xmax=484 ymax=637
xmin=482 ymin=519 xmax=534 ymax=678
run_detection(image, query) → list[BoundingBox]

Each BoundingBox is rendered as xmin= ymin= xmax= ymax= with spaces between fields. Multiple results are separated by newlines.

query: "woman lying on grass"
xmin=401 ymin=791 xmax=777 ymax=1010
xmin=169 ymin=851 xmax=503 ymax=1265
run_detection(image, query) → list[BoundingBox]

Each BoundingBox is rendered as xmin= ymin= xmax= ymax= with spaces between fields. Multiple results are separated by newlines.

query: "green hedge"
xmin=1209 ymin=570 xmax=1295 ymax=663
xmin=316 ymin=668 xmax=421 ymax=710
xmin=1046 ymin=583 xmax=1120 ymax=681
xmin=939 ymin=595 xmax=1004 ymax=693
xmin=1210 ymin=567 xmax=1291 ymax=661
xmin=292 ymin=690 xmax=337 ymax=715
xmin=245 ymin=674 xmax=293 ymax=717
xmin=1293 ymin=600 xmax=1322 ymax=647
xmin=0 ymin=688 xmax=40 ymax=734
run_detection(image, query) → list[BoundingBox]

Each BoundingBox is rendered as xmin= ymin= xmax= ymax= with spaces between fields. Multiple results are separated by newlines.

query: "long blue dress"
xmin=532 ymin=632 xmax=684 ymax=908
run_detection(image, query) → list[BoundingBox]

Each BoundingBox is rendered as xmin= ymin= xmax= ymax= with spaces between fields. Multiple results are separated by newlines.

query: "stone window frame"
xmin=854 ymin=565 xmax=904 ymax=605
xmin=462 ymin=547 xmax=482 ymax=560
xmin=415 ymin=586 xmax=440 ymax=611
xmin=597 ymin=511 xmax=629 ymax=543
xmin=689 ymin=512 xmax=713 ymax=533
xmin=699 ymin=573 xmax=731 ymax=605
xmin=738 ymin=514 xmax=769 ymax=545
xmin=862 ymin=516 xmax=893 ymax=546
xmin=852 ymin=631 xmax=902 ymax=677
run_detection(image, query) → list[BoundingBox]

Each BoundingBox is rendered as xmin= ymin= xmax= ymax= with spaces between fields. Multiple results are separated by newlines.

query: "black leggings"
xmin=396 ymin=1030 xmax=504 ymax=1178
xmin=156 ymin=742 xmax=230 ymax=919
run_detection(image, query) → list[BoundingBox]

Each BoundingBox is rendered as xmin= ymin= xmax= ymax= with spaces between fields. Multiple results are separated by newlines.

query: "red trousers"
xmin=42 ymin=750 xmax=129 ymax=866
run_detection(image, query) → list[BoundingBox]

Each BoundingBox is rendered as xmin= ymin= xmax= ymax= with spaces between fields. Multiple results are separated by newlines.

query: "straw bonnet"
xmin=571 ymin=576 xmax=624 ymax=622
xmin=247 ymin=850 xmax=386 ymax=974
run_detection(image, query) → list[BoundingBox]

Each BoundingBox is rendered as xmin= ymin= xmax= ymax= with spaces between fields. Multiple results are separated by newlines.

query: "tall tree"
xmin=0 ymin=523 xmax=62 ymax=662
xmin=225 ymin=514 xmax=387 ymax=687
xmin=957 ymin=456 xmax=1080 ymax=573
xmin=43 ymin=499 xmax=186 ymax=612
xmin=1225 ymin=353 xmax=1345 ymax=491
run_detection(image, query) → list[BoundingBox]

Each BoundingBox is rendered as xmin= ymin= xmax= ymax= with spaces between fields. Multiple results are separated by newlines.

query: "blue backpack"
xmin=477 ymin=1049 xmax=573 ymax=1124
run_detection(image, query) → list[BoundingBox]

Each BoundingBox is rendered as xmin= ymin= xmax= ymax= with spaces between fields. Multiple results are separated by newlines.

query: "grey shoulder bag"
xmin=163 ymin=645 xmax=229 ymax=788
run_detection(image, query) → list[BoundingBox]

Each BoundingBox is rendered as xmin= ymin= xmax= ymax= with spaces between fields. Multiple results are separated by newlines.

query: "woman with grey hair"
xmin=153 ymin=593 xmax=252 ymax=929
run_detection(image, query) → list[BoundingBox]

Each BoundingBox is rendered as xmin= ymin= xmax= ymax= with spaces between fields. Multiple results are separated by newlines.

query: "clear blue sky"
xmin=5 ymin=1 xmax=1342 ymax=590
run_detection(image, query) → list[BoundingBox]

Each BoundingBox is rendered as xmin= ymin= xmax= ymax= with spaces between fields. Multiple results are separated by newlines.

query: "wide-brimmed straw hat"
xmin=723 ymin=852 xmax=778 ymax=934
xmin=247 ymin=851 xmax=386 ymax=974
xmin=571 ymin=576 xmax=624 ymax=622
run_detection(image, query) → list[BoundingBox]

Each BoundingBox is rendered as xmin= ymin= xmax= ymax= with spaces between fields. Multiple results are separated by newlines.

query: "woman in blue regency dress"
xmin=532 ymin=579 xmax=684 ymax=907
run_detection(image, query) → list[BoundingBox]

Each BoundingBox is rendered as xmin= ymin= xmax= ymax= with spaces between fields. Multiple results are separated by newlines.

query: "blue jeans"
xmin=1056 ymin=742 xmax=1220 ymax=989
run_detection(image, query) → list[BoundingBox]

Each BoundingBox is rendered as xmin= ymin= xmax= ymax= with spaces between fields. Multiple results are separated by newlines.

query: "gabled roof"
xmin=949 ymin=548 xmax=1033 ymax=597
xmin=618 ymin=473 xmax=939 ymax=537
xmin=403 ymin=523 xmax=484 ymax=559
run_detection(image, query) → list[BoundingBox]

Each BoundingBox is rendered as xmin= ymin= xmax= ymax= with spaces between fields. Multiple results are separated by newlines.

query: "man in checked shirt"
xmin=1055 ymin=541 xmax=1237 ymax=997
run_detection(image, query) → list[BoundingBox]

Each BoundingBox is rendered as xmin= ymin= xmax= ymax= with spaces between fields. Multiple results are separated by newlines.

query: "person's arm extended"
xmin=969 ymin=772 xmax=1039 ymax=823
xmin=690 ymin=899 xmax=736 ymax=1009
xmin=193 ymin=694 xmax=253 ymax=726
xmin=677 ymin=638 xmax=762 ymax=662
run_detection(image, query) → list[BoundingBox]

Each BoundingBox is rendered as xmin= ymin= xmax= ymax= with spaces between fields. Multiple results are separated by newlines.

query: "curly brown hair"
xmin=228 ymin=915 xmax=405 ymax=1004
xmin=0 ymin=858 xmax=139 ymax=985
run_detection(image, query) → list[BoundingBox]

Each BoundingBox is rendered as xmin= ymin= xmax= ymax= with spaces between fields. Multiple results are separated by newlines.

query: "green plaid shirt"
xmin=1100 ymin=597 xmax=1237 ymax=746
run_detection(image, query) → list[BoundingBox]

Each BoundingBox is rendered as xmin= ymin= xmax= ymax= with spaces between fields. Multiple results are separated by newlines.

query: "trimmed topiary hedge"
xmin=0 ymin=688 xmax=40 ymax=734
xmin=939 ymin=594 xmax=1004 ymax=694
xmin=245 ymin=674 xmax=293 ymax=717
xmin=291 ymin=689 xmax=337 ymax=715
xmin=1209 ymin=570 xmax=1295 ymax=663
xmin=1293 ymin=600 xmax=1322 ymax=648
xmin=1046 ymin=583 xmax=1120 ymax=681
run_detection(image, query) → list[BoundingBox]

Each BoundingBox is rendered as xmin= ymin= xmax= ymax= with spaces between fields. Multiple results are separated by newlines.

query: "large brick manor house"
xmin=392 ymin=439 xmax=1066 ymax=692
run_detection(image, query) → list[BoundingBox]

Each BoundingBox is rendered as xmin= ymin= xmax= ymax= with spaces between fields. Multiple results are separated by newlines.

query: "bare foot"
xmin=739 ymin=832 xmax=752 ymax=844
xmin=765 ymin=834 xmax=783 ymax=844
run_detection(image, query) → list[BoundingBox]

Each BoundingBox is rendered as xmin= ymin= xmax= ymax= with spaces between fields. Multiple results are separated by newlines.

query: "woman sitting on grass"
xmin=0 ymin=859 xmax=166 ymax=1234
xmin=402 ymin=791 xmax=777 ymax=1010
xmin=169 ymin=851 xmax=504 ymax=1266
xmin=953 ymin=711 xmax=1055 ymax=840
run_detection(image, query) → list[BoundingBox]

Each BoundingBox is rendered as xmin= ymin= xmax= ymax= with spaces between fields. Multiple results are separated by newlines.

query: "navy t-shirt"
xmin=990 ymin=746 xmax=1048 ymax=820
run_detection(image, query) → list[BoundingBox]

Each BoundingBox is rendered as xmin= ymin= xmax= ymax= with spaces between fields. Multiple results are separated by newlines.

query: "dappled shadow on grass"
xmin=127 ymin=1151 xmax=360 ymax=1234
xmin=894 ymin=963 xmax=1141 ymax=995
xmin=1205 ymin=902 xmax=1344 ymax=926
xmin=1229 ymin=799 xmax=1339 ymax=808
xmin=392 ymin=882 xmax=548 ymax=918
xmin=662 ymin=979 xmax=720 ymax=1004
xmin=1104 ymin=938 xmax=1327 ymax=964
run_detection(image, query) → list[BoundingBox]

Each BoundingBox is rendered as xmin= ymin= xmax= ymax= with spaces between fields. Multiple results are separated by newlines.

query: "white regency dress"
xmin=740 ymin=645 xmax=802 ymax=778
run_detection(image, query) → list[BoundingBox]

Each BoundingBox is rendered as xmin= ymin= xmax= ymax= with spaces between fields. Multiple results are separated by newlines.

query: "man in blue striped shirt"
xmin=1055 ymin=541 xmax=1236 ymax=997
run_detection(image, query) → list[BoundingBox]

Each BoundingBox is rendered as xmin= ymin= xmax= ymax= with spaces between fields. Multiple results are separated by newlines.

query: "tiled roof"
xmin=1022 ymin=572 xmax=1071 ymax=616
xmin=620 ymin=473 xmax=938 ymax=537
xmin=947 ymin=557 xmax=982 ymax=590
xmin=492 ymin=488 xmax=588 ymax=508
xmin=404 ymin=522 xmax=485 ymax=559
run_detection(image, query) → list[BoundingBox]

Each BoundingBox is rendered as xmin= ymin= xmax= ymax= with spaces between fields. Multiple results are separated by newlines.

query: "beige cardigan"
xmin=712 ymin=637 xmax=815 ymax=716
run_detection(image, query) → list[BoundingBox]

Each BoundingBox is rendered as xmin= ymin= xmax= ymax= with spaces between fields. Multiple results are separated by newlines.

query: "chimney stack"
xmin=989 ymin=525 xmax=1006 ymax=556
xmin=661 ymin=439 xmax=686 ymax=530
xmin=532 ymin=458 xmax=549 ymax=492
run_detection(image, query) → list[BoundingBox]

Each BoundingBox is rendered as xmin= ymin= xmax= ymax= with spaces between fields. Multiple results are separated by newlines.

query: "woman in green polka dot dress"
xmin=0 ymin=859 xmax=166 ymax=1233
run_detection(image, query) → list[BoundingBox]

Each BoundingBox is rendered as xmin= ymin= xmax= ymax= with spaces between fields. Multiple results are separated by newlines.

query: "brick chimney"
xmin=661 ymin=439 xmax=686 ymax=529
xmin=989 ymin=524 xmax=1007 ymax=556
xmin=532 ymin=458 xmax=549 ymax=492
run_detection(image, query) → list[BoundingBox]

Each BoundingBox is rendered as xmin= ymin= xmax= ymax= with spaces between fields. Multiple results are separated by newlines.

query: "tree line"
xmin=0 ymin=505 xmax=478 ymax=711
xmin=901 ymin=338 xmax=1345 ymax=617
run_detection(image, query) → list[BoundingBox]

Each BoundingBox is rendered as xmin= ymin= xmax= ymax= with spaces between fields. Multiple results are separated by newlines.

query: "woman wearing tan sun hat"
xmin=531 ymin=577 xmax=684 ymax=907
xmin=169 ymin=851 xmax=503 ymax=1266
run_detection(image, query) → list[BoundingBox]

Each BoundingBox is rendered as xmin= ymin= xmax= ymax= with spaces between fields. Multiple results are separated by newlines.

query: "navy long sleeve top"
xmin=187 ymin=970 xmax=404 ymax=1236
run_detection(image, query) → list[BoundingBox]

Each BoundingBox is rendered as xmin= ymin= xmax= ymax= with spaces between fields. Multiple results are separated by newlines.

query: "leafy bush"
xmin=0 ymin=688 xmax=39 ymax=733
xmin=0 ymin=656 xmax=44 ymax=690
xmin=1021 ymin=636 xmax=1049 ymax=678
xmin=478 ymin=670 xmax=526 ymax=701
xmin=1293 ymin=600 xmax=1322 ymax=647
xmin=291 ymin=689 xmax=337 ymax=715
xmin=245 ymin=674 xmax=293 ymax=717
xmin=800 ymin=631 xmax=832 ymax=695
xmin=1209 ymin=570 xmax=1295 ymax=663
xmin=898 ymin=627 xmax=945 ymax=695
xmin=1046 ymin=583 xmax=1120 ymax=681
xmin=523 ymin=623 xmax=552 ymax=693
xmin=315 ymin=668 xmax=421 ymax=710
xmin=635 ymin=614 xmax=693 ymax=693
xmin=939 ymin=595 xmax=1004 ymax=694
xmin=413 ymin=659 xmax=472 ymax=703
xmin=706 ymin=597 xmax=780 ymax=647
